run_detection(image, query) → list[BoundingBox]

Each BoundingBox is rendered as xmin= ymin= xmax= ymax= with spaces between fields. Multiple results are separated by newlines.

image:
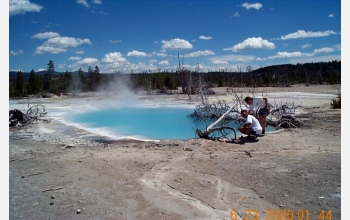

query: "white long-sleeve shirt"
xmin=249 ymin=96 xmax=266 ymax=111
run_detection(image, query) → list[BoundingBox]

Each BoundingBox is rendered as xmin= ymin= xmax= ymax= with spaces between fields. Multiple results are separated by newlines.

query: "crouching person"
xmin=244 ymin=96 xmax=269 ymax=134
xmin=239 ymin=109 xmax=262 ymax=139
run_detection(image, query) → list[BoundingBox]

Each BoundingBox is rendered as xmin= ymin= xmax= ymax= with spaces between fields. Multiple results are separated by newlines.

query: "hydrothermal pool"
xmin=66 ymin=106 xmax=242 ymax=140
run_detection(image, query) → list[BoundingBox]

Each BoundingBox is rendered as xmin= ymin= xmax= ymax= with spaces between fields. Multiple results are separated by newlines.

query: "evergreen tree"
xmin=78 ymin=67 xmax=88 ymax=92
xmin=15 ymin=70 xmax=25 ymax=97
xmin=93 ymin=65 xmax=102 ymax=88
xmin=43 ymin=60 xmax=55 ymax=92
xmin=27 ymin=69 xmax=41 ymax=94
xmin=88 ymin=66 xmax=94 ymax=91
xmin=62 ymin=71 xmax=72 ymax=91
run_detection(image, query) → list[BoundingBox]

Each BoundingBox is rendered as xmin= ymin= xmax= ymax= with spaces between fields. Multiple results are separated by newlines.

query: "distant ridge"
xmin=9 ymin=60 xmax=340 ymax=81
xmin=9 ymin=70 xmax=88 ymax=81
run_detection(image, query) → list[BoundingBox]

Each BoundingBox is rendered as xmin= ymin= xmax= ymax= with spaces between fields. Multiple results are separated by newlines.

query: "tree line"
xmin=9 ymin=60 xmax=341 ymax=98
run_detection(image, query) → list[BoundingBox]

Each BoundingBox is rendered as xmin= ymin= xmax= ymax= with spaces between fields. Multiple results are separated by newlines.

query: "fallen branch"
xmin=42 ymin=186 xmax=63 ymax=192
xmin=27 ymin=171 xmax=44 ymax=177
xmin=195 ymin=126 xmax=237 ymax=140
xmin=10 ymin=157 xmax=35 ymax=162
xmin=22 ymin=171 xmax=44 ymax=178
xmin=323 ymin=117 xmax=341 ymax=123
xmin=206 ymin=105 xmax=235 ymax=131
xmin=10 ymin=104 xmax=49 ymax=127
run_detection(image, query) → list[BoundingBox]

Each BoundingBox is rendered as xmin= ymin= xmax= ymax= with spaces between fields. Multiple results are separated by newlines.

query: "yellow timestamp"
xmin=230 ymin=208 xmax=332 ymax=220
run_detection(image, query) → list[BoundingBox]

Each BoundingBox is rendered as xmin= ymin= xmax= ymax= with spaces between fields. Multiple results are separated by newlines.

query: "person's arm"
xmin=243 ymin=122 xmax=252 ymax=128
xmin=239 ymin=122 xmax=252 ymax=130
xmin=263 ymin=97 xmax=269 ymax=111
xmin=240 ymin=116 xmax=252 ymax=129
xmin=248 ymin=101 xmax=255 ymax=114
xmin=263 ymin=97 xmax=268 ymax=105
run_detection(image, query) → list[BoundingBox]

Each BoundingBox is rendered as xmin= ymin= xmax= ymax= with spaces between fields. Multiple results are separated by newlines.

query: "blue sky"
xmin=8 ymin=0 xmax=341 ymax=74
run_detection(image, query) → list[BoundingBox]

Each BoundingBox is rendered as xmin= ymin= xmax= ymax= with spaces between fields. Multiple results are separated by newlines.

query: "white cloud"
xmin=33 ymin=34 xmax=91 ymax=55
xmin=199 ymin=36 xmax=212 ymax=40
xmin=102 ymin=52 xmax=127 ymax=63
xmin=242 ymin=3 xmax=263 ymax=10
xmin=184 ymin=50 xmax=215 ymax=57
xmin=76 ymin=0 xmax=90 ymax=8
xmin=313 ymin=47 xmax=334 ymax=54
xmin=161 ymin=38 xmax=193 ymax=50
xmin=37 ymin=68 xmax=46 ymax=72
xmin=57 ymin=63 xmax=66 ymax=69
xmin=328 ymin=14 xmax=334 ymax=18
xmin=267 ymin=47 xmax=336 ymax=60
xmin=109 ymin=40 xmax=121 ymax=43
xmin=101 ymin=52 xmax=131 ymax=72
xmin=281 ymin=30 xmax=338 ymax=40
xmin=212 ymin=60 xmax=228 ymax=65
xmin=152 ymin=51 xmax=168 ymax=57
xmin=149 ymin=59 xmax=157 ymax=64
xmin=333 ymin=44 xmax=341 ymax=51
xmin=68 ymin=58 xmax=100 ymax=70
xmin=92 ymin=0 xmax=102 ymax=5
xmin=75 ymin=50 xmax=84 ymax=54
xmin=255 ymin=57 xmax=266 ymax=61
xmin=126 ymin=50 xmax=148 ymax=57
xmin=268 ymin=51 xmax=311 ymax=59
xmin=301 ymin=43 xmax=312 ymax=48
xmin=158 ymin=60 xmax=169 ymax=65
xmin=233 ymin=12 xmax=240 ymax=17
xmin=32 ymin=32 xmax=60 ymax=39
xmin=10 ymin=50 xmax=23 ymax=56
xmin=223 ymin=37 xmax=275 ymax=52
xmin=68 ymin=56 xmax=82 ymax=61
xmin=34 ymin=46 xmax=67 ymax=54
xmin=211 ymin=54 xmax=256 ymax=63
xmin=10 ymin=0 xmax=43 ymax=16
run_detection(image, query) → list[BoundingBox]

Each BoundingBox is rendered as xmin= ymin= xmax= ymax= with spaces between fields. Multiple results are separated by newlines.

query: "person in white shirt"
xmin=239 ymin=109 xmax=263 ymax=138
xmin=244 ymin=96 xmax=269 ymax=134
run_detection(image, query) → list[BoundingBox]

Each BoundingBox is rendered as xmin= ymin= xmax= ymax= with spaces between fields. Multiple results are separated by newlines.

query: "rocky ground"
xmin=9 ymin=84 xmax=341 ymax=220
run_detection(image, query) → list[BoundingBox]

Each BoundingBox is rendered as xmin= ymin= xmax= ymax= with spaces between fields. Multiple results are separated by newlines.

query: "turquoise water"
xmin=67 ymin=106 xmax=242 ymax=140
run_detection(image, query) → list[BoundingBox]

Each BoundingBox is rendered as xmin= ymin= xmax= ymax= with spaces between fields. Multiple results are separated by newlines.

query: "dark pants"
xmin=249 ymin=128 xmax=257 ymax=135
xmin=258 ymin=105 xmax=269 ymax=115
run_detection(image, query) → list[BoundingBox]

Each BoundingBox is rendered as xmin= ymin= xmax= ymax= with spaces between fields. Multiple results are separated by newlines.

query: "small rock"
xmin=77 ymin=209 xmax=81 ymax=214
xmin=50 ymin=202 xmax=54 ymax=205
xmin=260 ymin=195 xmax=264 ymax=198
xmin=21 ymin=175 xmax=25 ymax=178
xmin=51 ymin=195 xmax=56 ymax=199
xmin=279 ymin=205 xmax=283 ymax=207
